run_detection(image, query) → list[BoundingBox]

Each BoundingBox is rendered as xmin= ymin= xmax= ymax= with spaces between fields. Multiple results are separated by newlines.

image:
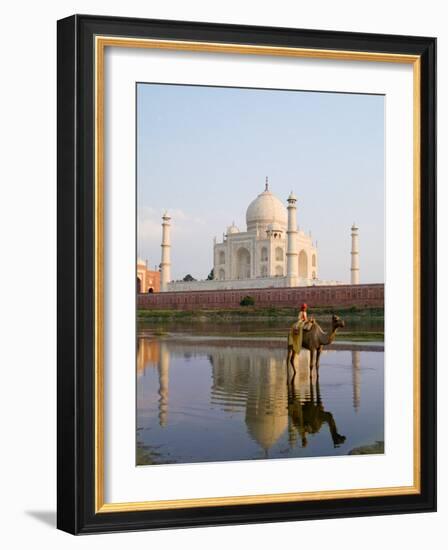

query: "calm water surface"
xmin=137 ymin=327 xmax=384 ymax=465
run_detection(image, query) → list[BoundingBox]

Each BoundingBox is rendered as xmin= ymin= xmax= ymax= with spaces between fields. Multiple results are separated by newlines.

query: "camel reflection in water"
xmin=209 ymin=347 xmax=346 ymax=455
xmin=287 ymin=368 xmax=346 ymax=449
xmin=137 ymin=337 xmax=361 ymax=457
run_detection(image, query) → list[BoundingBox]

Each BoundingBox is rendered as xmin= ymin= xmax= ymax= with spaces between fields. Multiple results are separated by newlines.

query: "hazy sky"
xmin=137 ymin=83 xmax=384 ymax=283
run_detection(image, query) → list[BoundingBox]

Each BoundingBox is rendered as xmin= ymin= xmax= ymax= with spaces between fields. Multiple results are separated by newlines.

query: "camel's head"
xmin=332 ymin=314 xmax=345 ymax=329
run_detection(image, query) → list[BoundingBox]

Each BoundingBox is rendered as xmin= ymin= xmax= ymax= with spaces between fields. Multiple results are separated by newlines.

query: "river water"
xmin=136 ymin=323 xmax=384 ymax=465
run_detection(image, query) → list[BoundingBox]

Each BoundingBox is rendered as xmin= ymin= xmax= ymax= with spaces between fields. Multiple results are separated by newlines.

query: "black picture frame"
xmin=57 ymin=14 xmax=436 ymax=534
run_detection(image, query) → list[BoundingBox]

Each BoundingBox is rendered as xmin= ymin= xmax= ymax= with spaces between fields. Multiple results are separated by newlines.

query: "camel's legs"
xmin=309 ymin=349 xmax=314 ymax=378
xmin=288 ymin=348 xmax=296 ymax=375
xmin=286 ymin=348 xmax=292 ymax=375
xmin=291 ymin=352 xmax=296 ymax=374
xmin=316 ymin=347 xmax=322 ymax=377
xmin=322 ymin=411 xmax=346 ymax=447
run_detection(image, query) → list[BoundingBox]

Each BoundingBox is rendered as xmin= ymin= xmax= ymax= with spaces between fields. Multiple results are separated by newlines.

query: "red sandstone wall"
xmin=137 ymin=283 xmax=384 ymax=310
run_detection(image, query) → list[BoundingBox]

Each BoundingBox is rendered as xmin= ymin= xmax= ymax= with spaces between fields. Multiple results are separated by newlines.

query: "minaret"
xmin=350 ymin=223 xmax=360 ymax=285
xmin=286 ymin=191 xmax=299 ymax=287
xmin=160 ymin=212 xmax=171 ymax=292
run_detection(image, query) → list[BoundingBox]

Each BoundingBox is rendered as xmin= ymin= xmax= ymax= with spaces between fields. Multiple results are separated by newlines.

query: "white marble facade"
xmin=164 ymin=180 xmax=323 ymax=292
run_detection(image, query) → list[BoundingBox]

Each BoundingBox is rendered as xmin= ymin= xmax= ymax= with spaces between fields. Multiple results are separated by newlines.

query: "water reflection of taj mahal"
xmin=137 ymin=338 xmax=362 ymax=456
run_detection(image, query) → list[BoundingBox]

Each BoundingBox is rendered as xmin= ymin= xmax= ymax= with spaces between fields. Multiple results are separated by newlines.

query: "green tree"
xmin=183 ymin=274 xmax=196 ymax=282
xmin=207 ymin=268 xmax=214 ymax=280
xmin=240 ymin=295 xmax=255 ymax=307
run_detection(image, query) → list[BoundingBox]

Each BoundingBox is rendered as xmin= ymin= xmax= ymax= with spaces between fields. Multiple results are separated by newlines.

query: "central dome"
xmin=246 ymin=182 xmax=287 ymax=233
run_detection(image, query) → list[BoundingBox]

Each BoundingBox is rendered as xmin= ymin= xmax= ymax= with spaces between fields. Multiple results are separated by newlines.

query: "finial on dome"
xmin=265 ymin=176 xmax=269 ymax=192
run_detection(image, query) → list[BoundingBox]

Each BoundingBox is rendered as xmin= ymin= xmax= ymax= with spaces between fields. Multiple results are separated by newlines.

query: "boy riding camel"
xmin=287 ymin=303 xmax=314 ymax=360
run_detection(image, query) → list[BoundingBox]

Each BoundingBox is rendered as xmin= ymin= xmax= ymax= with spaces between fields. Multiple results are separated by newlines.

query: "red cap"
xmin=301 ymin=303 xmax=307 ymax=310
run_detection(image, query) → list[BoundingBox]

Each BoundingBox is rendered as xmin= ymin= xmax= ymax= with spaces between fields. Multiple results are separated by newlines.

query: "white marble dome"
xmin=246 ymin=185 xmax=287 ymax=232
xmin=227 ymin=222 xmax=240 ymax=235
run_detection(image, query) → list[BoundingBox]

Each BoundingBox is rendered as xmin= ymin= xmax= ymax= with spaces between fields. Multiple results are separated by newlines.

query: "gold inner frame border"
xmin=94 ymin=36 xmax=421 ymax=514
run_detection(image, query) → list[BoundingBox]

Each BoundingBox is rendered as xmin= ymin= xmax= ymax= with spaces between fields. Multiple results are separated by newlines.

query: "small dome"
xmin=246 ymin=183 xmax=287 ymax=232
xmin=227 ymin=222 xmax=239 ymax=235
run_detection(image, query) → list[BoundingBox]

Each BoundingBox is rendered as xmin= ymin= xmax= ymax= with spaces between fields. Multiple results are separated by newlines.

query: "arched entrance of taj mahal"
xmin=298 ymin=250 xmax=308 ymax=278
xmin=236 ymin=248 xmax=251 ymax=279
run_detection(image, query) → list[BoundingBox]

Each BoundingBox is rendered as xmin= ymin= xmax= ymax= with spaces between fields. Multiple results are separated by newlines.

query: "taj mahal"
xmin=150 ymin=178 xmax=360 ymax=293
xmin=214 ymin=178 xmax=318 ymax=282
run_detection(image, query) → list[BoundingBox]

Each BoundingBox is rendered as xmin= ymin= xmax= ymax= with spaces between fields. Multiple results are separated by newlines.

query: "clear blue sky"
xmin=137 ymin=83 xmax=384 ymax=283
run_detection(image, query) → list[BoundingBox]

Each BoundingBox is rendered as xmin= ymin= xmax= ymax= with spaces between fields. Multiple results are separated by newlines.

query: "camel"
xmin=287 ymin=314 xmax=345 ymax=376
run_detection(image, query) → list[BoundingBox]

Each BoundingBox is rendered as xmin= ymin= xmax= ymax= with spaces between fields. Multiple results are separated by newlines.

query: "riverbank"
xmin=349 ymin=441 xmax=385 ymax=455
xmin=137 ymin=306 xmax=384 ymax=341
xmin=138 ymin=305 xmax=383 ymax=322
